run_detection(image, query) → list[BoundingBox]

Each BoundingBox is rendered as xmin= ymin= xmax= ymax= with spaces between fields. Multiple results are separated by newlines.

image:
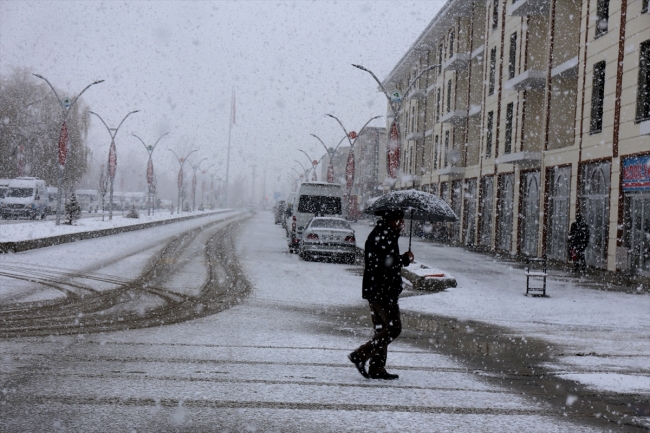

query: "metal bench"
xmin=525 ymin=257 xmax=547 ymax=296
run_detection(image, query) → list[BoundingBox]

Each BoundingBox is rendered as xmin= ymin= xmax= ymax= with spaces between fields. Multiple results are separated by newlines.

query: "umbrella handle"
xmin=408 ymin=209 xmax=413 ymax=252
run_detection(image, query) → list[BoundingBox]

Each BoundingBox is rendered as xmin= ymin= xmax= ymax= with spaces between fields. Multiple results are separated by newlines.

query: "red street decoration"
xmin=146 ymin=158 xmax=154 ymax=185
xmin=327 ymin=164 xmax=334 ymax=183
xmin=345 ymin=150 xmax=355 ymax=189
xmin=348 ymin=131 xmax=357 ymax=140
xmin=177 ymin=167 xmax=183 ymax=189
xmin=108 ymin=140 xmax=117 ymax=180
xmin=57 ymin=122 xmax=69 ymax=167
xmin=387 ymin=122 xmax=400 ymax=179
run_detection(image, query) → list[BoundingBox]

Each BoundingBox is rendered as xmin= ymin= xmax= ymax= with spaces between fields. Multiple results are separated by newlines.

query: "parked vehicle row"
xmin=275 ymin=182 xmax=356 ymax=264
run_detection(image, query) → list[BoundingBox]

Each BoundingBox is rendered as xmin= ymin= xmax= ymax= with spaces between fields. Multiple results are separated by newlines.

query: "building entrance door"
xmin=629 ymin=194 xmax=650 ymax=277
xmin=547 ymin=167 xmax=571 ymax=261
xmin=580 ymin=161 xmax=610 ymax=269
xmin=480 ymin=176 xmax=494 ymax=247
xmin=520 ymin=171 xmax=540 ymax=256
xmin=498 ymin=174 xmax=514 ymax=252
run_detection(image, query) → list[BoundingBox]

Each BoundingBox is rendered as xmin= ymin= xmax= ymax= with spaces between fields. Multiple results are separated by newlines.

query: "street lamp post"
xmin=33 ymin=74 xmax=104 ymax=225
xmin=90 ymin=110 xmax=140 ymax=221
xmin=199 ymin=165 xmax=215 ymax=209
xmin=309 ymin=134 xmax=347 ymax=183
xmin=168 ymin=149 xmax=197 ymax=213
xmin=297 ymin=149 xmax=320 ymax=181
xmin=188 ymin=158 xmax=208 ymax=211
xmin=132 ymin=132 xmax=169 ymax=216
xmin=352 ymin=63 xmax=439 ymax=185
xmin=326 ymin=114 xmax=382 ymax=217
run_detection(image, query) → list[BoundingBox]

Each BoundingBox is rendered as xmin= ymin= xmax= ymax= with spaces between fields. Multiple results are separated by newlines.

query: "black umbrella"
xmin=363 ymin=189 xmax=458 ymax=251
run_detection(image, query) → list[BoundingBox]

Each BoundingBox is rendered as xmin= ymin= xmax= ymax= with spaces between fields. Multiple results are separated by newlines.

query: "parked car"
xmin=274 ymin=200 xmax=286 ymax=224
xmin=284 ymin=192 xmax=296 ymax=237
xmin=0 ymin=177 xmax=48 ymax=220
xmin=287 ymin=182 xmax=343 ymax=253
xmin=299 ymin=217 xmax=356 ymax=263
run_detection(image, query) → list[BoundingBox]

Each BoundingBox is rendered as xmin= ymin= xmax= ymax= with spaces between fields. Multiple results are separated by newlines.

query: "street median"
xmin=0 ymin=210 xmax=232 ymax=254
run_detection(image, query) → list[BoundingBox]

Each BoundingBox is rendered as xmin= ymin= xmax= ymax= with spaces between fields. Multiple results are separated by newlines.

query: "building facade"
xmin=382 ymin=0 xmax=650 ymax=275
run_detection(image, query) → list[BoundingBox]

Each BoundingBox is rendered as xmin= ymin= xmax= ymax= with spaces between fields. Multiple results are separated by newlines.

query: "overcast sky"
xmin=0 ymin=0 xmax=443 ymax=200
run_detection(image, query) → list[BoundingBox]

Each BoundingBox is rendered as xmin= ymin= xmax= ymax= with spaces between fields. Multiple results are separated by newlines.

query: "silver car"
xmin=299 ymin=217 xmax=356 ymax=264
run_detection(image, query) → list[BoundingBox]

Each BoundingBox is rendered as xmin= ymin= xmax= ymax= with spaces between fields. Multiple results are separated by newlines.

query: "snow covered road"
xmin=0 ymin=212 xmax=618 ymax=431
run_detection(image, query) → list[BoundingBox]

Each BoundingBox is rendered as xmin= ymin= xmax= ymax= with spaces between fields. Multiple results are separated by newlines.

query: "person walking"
xmin=568 ymin=213 xmax=590 ymax=272
xmin=348 ymin=209 xmax=414 ymax=380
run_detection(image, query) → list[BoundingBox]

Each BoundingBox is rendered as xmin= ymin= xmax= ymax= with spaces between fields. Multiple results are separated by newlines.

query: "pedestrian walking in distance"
xmin=348 ymin=209 xmax=414 ymax=380
xmin=568 ymin=213 xmax=590 ymax=272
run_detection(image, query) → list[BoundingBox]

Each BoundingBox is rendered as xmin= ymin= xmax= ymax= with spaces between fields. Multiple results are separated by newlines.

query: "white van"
xmin=75 ymin=189 xmax=99 ymax=213
xmin=0 ymin=177 xmax=49 ymax=219
xmin=287 ymin=182 xmax=343 ymax=252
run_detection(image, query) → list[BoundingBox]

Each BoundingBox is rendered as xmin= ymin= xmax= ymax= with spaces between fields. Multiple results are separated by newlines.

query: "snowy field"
xmin=0 ymin=208 xmax=232 ymax=243
xmin=352 ymin=221 xmax=650 ymax=398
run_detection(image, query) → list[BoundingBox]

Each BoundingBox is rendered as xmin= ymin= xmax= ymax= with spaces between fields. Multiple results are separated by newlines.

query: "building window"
xmin=447 ymin=79 xmax=452 ymax=112
xmin=595 ymin=0 xmax=609 ymax=38
xmin=411 ymin=106 xmax=416 ymax=133
xmin=449 ymin=31 xmax=455 ymax=58
xmin=636 ymin=40 xmax=650 ymax=123
xmin=434 ymin=135 xmax=439 ymax=170
xmin=508 ymin=32 xmax=517 ymax=80
xmin=505 ymin=102 xmax=514 ymax=153
xmin=436 ymin=88 xmax=441 ymax=122
xmin=486 ymin=111 xmax=494 ymax=158
xmin=492 ymin=1 xmax=499 ymax=30
xmin=643 ymin=0 xmax=648 ymax=13
xmin=438 ymin=42 xmax=444 ymax=73
xmin=444 ymin=131 xmax=450 ymax=167
xmin=489 ymin=47 xmax=497 ymax=95
xmin=590 ymin=61 xmax=606 ymax=134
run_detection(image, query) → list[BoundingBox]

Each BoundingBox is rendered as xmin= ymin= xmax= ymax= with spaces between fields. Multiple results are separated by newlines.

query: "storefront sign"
xmin=622 ymin=155 xmax=650 ymax=191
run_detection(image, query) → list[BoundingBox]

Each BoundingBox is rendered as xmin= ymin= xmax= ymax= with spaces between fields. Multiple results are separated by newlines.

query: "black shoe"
xmin=369 ymin=371 xmax=399 ymax=380
xmin=348 ymin=352 xmax=369 ymax=378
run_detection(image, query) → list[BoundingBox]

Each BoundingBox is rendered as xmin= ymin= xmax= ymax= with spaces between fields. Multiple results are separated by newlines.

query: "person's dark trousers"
xmin=574 ymin=250 xmax=586 ymax=272
xmin=354 ymin=299 xmax=402 ymax=374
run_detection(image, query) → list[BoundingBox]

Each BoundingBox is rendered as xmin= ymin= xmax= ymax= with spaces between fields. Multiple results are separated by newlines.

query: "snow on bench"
xmin=401 ymin=261 xmax=457 ymax=292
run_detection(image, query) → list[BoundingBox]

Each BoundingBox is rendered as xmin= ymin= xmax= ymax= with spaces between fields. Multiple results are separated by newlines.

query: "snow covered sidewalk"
xmin=352 ymin=221 xmax=650 ymax=398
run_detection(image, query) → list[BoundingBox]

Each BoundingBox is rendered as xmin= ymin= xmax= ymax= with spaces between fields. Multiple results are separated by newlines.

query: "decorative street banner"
xmin=622 ymin=155 xmax=650 ymax=191
xmin=387 ymin=121 xmax=400 ymax=179
xmin=146 ymin=158 xmax=154 ymax=185
xmin=345 ymin=150 xmax=355 ymax=189
xmin=58 ymin=122 xmax=69 ymax=167
xmin=108 ymin=141 xmax=117 ymax=179
xmin=327 ymin=164 xmax=334 ymax=183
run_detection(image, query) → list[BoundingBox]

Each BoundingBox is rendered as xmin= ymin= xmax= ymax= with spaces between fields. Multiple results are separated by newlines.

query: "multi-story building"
xmin=382 ymin=0 xmax=650 ymax=275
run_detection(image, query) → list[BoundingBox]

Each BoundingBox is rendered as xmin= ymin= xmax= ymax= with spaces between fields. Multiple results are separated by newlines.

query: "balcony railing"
xmin=509 ymin=0 xmax=550 ymax=16
xmin=495 ymin=151 xmax=543 ymax=167
xmin=442 ymin=53 xmax=470 ymax=72
xmin=440 ymin=110 xmax=468 ymax=124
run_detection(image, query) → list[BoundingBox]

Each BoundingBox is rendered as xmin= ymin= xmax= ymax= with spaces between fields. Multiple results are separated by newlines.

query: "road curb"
xmin=0 ymin=210 xmax=231 ymax=254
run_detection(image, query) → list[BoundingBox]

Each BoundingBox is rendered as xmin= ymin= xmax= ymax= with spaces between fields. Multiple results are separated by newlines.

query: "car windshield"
xmin=310 ymin=219 xmax=350 ymax=229
xmin=298 ymin=195 xmax=341 ymax=215
xmin=6 ymin=187 xmax=33 ymax=198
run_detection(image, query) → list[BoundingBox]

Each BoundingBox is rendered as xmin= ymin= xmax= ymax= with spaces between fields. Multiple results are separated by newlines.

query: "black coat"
xmin=362 ymin=221 xmax=411 ymax=301
xmin=568 ymin=219 xmax=590 ymax=252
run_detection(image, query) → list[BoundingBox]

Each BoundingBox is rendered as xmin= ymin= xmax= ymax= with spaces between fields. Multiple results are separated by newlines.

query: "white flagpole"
xmin=224 ymin=89 xmax=234 ymax=207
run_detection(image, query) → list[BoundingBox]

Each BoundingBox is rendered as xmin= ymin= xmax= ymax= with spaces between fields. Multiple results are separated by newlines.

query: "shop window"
xmin=505 ymin=102 xmax=514 ymax=154
xmin=489 ymin=47 xmax=497 ymax=95
xmin=643 ymin=0 xmax=648 ymax=13
xmin=508 ymin=32 xmax=517 ymax=79
xmin=595 ymin=0 xmax=609 ymax=38
xmin=486 ymin=111 xmax=494 ymax=158
xmin=637 ymin=40 xmax=650 ymax=123
xmin=590 ymin=61 xmax=606 ymax=134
